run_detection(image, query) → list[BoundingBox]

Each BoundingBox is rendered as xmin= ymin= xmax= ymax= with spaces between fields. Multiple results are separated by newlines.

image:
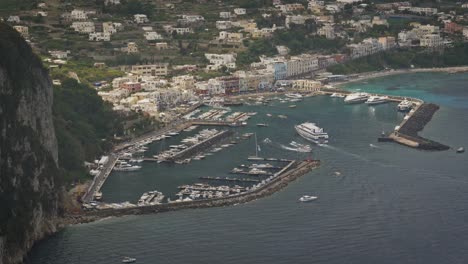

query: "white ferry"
xmin=397 ymin=99 xmax=413 ymax=111
xmin=295 ymin=122 xmax=329 ymax=144
xmin=365 ymin=96 xmax=389 ymax=105
xmin=114 ymin=164 xmax=141 ymax=171
xmin=344 ymin=92 xmax=369 ymax=104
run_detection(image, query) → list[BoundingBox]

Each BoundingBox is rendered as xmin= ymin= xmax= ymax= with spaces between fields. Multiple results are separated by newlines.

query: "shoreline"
xmin=333 ymin=66 xmax=468 ymax=87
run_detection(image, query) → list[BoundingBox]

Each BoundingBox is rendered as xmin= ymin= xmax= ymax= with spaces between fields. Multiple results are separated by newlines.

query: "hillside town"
xmin=3 ymin=0 xmax=468 ymax=122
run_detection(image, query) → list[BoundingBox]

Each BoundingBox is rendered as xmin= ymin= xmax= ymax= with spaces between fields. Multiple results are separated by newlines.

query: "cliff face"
xmin=0 ymin=23 xmax=62 ymax=264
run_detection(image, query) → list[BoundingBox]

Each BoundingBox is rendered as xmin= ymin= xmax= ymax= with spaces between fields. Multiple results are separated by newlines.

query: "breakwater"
xmin=320 ymin=89 xmax=449 ymax=150
xmin=391 ymin=103 xmax=450 ymax=150
xmin=80 ymin=160 xmax=320 ymax=220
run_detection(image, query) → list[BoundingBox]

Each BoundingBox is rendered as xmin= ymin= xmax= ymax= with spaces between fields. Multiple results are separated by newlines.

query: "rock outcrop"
xmin=0 ymin=23 xmax=62 ymax=264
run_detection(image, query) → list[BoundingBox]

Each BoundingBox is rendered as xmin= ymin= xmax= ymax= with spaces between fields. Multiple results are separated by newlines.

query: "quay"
xmin=82 ymin=159 xmax=320 ymax=219
xmin=167 ymin=130 xmax=234 ymax=161
xmin=199 ymin=177 xmax=260 ymax=183
xmin=82 ymin=154 xmax=118 ymax=203
xmin=320 ymin=89 xmax=449 ymax=151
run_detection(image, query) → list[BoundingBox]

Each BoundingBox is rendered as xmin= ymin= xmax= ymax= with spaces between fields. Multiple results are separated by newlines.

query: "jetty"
xmin=321 ymin=89 xmax=449 ymax=151
xmin=82 ymin=159 xmax=320 ymax=219
xmin=389 ymin=103 xmax=450 ymax=150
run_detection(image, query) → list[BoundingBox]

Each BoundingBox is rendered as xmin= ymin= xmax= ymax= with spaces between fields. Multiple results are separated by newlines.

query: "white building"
xmin=70 ymin=9 xmax=88 ymax=20
xmin=163 ymin=25 xmax=193 ymax=35
xmin=420 ymin=34 xmax=442 ymax=47
xmin=317 ymin=24 xmax=335 ymax=39
xmin=348 ymin=38 xmax=383 ymax=58
xmin=216 ymin=21 xmax=233 ymax=30
xmin=49 ymin=50 xmax=70 ymax=59
xmin=89 ymin=32 xmax=111 ymax=41
xmin=134 ymin=14 xmax=149 ymax=24
xmin=398 ymin=6 xmax=438 ymax=16
xmin=234 ymin=8 xmax=247 ymax=15
xmin=220 ymin=12 xmax=233 ymax=19
xmin=144 ymin=31 xmax=163 ymax=40
xmin=13 ymin=26 xmax=29 ymax=38
xmin=293 ymin=80 xmax=322 ymax=91
xmin=7 ymin=16 xmax=20 ymax=23
xmin=205 ymin=53 xmax=237 ymax=70
xmin=71 ymin=22 xmax=95 ymax=34
xmin=105 ymin=0 xmax=121 ymax=5
xmin=286 ymin=55 xmax=319 ymax=78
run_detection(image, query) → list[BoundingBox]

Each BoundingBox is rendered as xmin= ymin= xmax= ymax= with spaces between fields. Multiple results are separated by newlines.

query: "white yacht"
xmin=344 ymin=92 xmax=369 ymax=104
xmin=397 ymin=99 xmax=413 ymax=111
xmin=295 ymin=122 xmax=329 ymax=144
xmin=114 ymin=164 xmax=141 ymax=171
xmin=365 ymin=96 xmax=389 ymax=105
xmin=299 ymin=195 xmax=318 ymax=202
xmin=330 ymin=93 xmax=345 ymax=98
xmin=122 ymin=257 xmax=136 ymax=263
xmin=285 ymin=93 xmax=303 ymax=99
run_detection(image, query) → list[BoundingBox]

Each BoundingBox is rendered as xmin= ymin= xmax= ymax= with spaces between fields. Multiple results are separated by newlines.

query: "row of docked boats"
xmin=334 ymin=92 xmax=414 ymax=111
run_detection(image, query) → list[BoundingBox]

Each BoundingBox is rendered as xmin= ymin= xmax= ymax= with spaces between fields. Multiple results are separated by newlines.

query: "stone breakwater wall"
xmin=393 ymin=103 xmax=450 ymax=150
xmin=79 ymin=160 xmax=320 ymax=220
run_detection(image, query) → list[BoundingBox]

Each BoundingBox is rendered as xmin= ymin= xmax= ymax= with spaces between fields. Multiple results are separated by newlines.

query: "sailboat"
xmin=248 ymin=133 xmax=263 ymax=161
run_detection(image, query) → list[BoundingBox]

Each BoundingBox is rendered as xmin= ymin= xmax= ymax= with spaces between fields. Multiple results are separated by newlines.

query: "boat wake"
xmin=369 ymin=143 xmax=379 ymax=148
xmin=262 ymin=138 xmax=312 ymax=153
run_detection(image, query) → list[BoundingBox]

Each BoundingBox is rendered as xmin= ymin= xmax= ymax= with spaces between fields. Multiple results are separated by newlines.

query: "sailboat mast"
xmin=255 ymin=133 xmax=258 ymax=157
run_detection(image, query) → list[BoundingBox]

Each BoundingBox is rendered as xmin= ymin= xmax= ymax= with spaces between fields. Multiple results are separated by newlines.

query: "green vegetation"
xmin=328 ymin=43 xmax=468 ymax=74
xmin=49 ymin=60 xmax=124 ymax=85
xmin=53 ymin=79 xmax=123 ymax=182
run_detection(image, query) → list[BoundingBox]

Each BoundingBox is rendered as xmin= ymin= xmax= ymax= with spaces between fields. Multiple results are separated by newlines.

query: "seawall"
xmin=77 ymin=160 xmax=320 ymax=221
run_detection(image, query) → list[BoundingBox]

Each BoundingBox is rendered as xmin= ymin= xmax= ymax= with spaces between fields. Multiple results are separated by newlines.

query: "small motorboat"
xmin=456 ymin=147 xmax=465 ymax=153
xmin=299 ymin=195 xmax=318 ymax=202
xmin=122 ymin=257 xmax=136 ymax=263
xmin=256 ymin=123 xmax=269 ymax=127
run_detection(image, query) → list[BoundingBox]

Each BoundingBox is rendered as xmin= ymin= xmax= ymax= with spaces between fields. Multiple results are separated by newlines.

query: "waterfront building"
xmin=286 ymin=55 xmax=319 ymax=78
xmin=293 ymin=80 xmax=322 ymax=92
xmin=131 ymin=64 xmax=169 ymax=77
xmin=274 ymin=62 xmax=288 ymax=80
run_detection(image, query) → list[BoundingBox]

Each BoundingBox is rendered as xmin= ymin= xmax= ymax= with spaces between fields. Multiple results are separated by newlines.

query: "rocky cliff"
xmin=0 ymin=23 xmax=63 ymax=264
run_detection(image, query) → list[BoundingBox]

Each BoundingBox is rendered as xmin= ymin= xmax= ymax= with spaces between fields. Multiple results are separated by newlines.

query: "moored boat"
xmin=365 ymin=96 xmax=389 ymax=105
xmin=344 ymin=92 xmax=369 ymax=104
xmin=397 ymin=99 xmax=413 ymax=111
